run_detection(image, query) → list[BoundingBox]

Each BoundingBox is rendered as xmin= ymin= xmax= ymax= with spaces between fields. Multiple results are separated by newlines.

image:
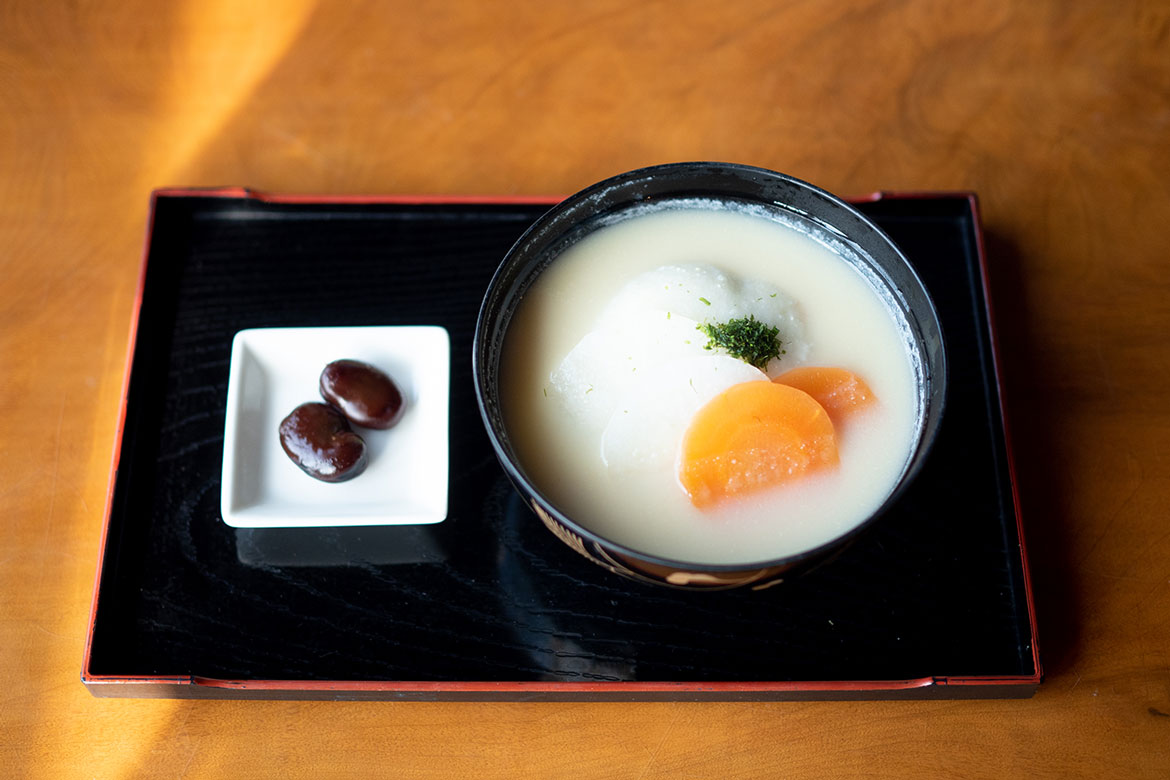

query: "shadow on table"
xmin=983 ymin=228 xmax=1079 ymax=680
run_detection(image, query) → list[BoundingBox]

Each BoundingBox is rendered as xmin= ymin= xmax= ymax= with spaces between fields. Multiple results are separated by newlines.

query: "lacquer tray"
xmin=83 ymin=190 xmax=1040 ymax=700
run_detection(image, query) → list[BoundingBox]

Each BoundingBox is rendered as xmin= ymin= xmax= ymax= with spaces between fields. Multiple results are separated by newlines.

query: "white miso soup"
xmin=501 ymin=202 xmax=918 ymax=566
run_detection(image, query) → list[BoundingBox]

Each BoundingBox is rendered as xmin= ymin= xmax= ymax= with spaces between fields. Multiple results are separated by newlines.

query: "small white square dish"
xmin=220 ymin=326 xmax=450 ymax=528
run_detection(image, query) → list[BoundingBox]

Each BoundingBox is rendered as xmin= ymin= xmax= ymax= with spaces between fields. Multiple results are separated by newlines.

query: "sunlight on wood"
xmin=145 ymin=0 xmax=318 ymax=186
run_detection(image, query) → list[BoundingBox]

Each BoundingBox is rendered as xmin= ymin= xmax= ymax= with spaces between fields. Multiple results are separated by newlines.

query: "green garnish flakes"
xmin=699 ymin=296 xmax=711 ymax=306
xmin=697 ymin=315 xmax=783 ymax=370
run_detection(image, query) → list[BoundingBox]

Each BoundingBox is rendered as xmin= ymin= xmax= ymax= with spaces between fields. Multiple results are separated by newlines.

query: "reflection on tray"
xmin=494 ymin=488 xmax=638 ymax=681
xmin=235 ymin=524 xmax=447 ymax=568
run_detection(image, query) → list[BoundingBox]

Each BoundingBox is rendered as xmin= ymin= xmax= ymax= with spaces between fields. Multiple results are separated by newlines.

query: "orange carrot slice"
xmin=773 ymin=366 xmax=875 ymax=423
xmin=679 ymin=381 xmax=838 ymax=509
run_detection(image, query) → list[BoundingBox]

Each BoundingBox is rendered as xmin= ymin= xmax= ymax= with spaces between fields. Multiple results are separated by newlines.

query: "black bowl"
xmin=473 ymin=162 xmax=946 ymax=590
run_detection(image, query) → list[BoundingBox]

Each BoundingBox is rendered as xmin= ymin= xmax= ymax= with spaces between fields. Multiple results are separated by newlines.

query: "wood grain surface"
xmin=2 ymin=0 xmax=1168 ymax=776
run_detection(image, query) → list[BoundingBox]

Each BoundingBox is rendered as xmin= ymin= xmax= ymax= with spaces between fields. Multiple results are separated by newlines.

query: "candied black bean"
xmin=278 ymin=402 xmax=368 ymax=482
xmin=320 ymin=359 xmax=404 ymax=430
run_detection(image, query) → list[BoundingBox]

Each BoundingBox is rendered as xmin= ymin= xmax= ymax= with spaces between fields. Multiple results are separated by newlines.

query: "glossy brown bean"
xmin=319 ymin=359 xmax=404 ymax=430
xmin=278 ymin=402 xmax=368 ymax=482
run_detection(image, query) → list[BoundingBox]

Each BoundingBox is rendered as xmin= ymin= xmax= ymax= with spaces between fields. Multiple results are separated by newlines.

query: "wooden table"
xmin=3 ymin=1 xmax=1167 ymax=776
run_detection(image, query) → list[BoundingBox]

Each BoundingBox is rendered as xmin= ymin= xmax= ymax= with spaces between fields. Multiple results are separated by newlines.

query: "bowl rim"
xmin=473 ymin=161 xmax=947 ymax=573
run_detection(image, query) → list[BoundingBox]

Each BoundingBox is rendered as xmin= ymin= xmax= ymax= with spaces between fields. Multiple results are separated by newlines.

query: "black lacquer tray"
xmin=83 ymin=190 xmax=1040 ymax=700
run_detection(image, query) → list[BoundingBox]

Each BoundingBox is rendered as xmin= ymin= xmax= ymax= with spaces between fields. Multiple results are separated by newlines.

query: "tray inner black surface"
xmin=88 ymin=195 xmax=1034 ymax=684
